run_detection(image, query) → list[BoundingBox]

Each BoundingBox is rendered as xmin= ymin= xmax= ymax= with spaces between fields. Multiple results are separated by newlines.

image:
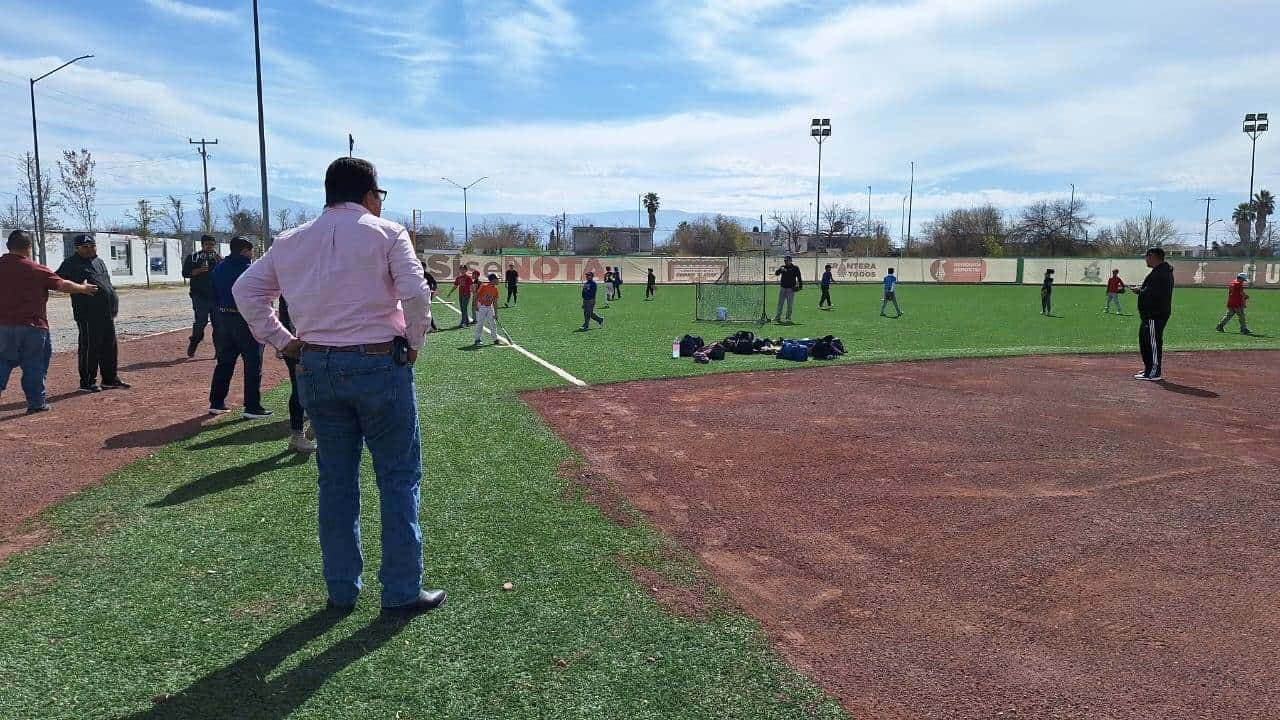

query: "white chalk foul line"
xmin=432 ymin=297 xmax=587 ymax=387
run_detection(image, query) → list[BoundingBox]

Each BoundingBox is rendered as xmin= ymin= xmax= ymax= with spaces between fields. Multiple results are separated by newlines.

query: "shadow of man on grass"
xmin=148 ymin=450 xmax=308 ymax=507
xmin=119 ymin=611 xmax=412 ymax=720
xmin=186 ymin=421 xmax=291 ymax=450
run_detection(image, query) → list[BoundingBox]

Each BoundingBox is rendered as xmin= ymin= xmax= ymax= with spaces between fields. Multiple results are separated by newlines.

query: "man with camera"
xmin=55 ymin=234 xmax=129 ymax=393
xmin=182 ymin=234 xmax=222 ymax=358
xmin=233 ymin=157 xmax=442 ymax=616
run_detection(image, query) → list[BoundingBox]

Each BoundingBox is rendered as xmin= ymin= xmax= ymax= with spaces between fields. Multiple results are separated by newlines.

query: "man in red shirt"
xmin=1104 ymin=269 xmax=1125 ymax=314
xmin=445 ymin=268 xmax=473 ymax=326
xmin=0 ymin=230 xmax=98 ymax=414
xmin=1216 ymin=272 xmax=1252 ymax=335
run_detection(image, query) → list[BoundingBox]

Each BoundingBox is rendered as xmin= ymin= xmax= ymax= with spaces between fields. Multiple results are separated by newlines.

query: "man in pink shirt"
xmin=233 ymin=157 xmax=443 ymax=616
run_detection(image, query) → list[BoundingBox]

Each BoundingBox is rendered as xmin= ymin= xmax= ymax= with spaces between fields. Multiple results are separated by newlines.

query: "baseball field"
xmin=2 ymin=282 xmax=1278 ymax=719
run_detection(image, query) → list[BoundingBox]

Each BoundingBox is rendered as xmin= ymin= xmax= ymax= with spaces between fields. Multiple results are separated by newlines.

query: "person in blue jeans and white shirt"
xmin=234 ymin=156 xmax=442 ymax=615
xmin=0 ymin=230 xmax=98 ymax=414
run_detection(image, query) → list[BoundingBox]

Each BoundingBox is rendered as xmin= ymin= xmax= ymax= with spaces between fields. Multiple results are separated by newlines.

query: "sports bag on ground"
xmin=679 ymin=334 xmax=705 ymax=357
xmin=778 ymin=340 xmax=809 ymax=361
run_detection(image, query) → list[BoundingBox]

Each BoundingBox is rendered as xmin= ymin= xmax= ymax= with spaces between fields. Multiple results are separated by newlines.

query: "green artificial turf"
xmin=1 ymin=282 xmax=1274 ymax=719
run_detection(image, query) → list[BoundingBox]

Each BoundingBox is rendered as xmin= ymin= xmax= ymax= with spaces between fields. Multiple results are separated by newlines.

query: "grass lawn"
xmin=1 ymin=282 xmax=1275 ymax=720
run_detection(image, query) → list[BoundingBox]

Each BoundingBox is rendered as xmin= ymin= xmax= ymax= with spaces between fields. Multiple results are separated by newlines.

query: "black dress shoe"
xmin=187 ymin=339 xmax=198 ymax=358
xmin=25 ymin=405 xmax=51 ymax=415
xmin=381 ymin=589 xmax=446 ymax=616
xmin=78 ymin=384 xmax=101 ymax=393
xmin=101 ymin=378 xmax=131 ymax=389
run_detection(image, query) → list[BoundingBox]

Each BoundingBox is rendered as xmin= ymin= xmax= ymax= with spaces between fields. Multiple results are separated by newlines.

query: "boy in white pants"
xmin=473 ymin=273 xmax=501 ymax=346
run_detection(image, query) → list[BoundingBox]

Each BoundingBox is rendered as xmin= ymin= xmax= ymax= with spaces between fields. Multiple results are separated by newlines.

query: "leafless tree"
xmin=274 ymin=208 xmax=292 ymax=232
xmin=1008 ymin=199 xmax=1094 ymax=256
xmin=57 ymin=148 xmax=97 ymax=233
xmin=1101 ymin=216 xmax=1177 ymax=255
xmin=470 ymin=219 xmax=541 ymax=253
xmin=768 ymin=209 xmax=809 ymax=254
xmin=17 ymin=152 xmax=61 ymax=262
xmin=1 ymin=193 xmax=30 ymax=230
xmin=158 ymin=195 xmax=188 ymax=255
xmin=294 ymin=209 xmax=314 ymax=226
xmin=415 ymin=223 xmax=453 ymax=250
xmin=128 ymin=199 xmax=159 ymax=287
xmin=920 ymin=205 xmax=1007 ymax=256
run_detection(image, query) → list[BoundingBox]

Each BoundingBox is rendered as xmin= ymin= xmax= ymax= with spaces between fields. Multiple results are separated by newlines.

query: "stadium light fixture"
xmin=810 ymin=118 xmax=832 ymax=248
xmin=1243 ymin=111 xmax=1269 ymax=259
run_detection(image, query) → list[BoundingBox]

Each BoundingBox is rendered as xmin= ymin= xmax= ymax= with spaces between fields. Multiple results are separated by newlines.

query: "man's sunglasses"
xmin=373 ymin=188 xmax=388 ymax=201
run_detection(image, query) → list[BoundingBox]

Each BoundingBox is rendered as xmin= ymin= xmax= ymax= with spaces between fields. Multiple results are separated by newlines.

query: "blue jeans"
xmin=296 ymin=348 xmax=423 ymax=607
xmin=0 ymin=325 xmax=52 ymax=410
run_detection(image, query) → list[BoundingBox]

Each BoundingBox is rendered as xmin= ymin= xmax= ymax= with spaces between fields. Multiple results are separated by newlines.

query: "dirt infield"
xmin=0 ymin=330 xmax=287 ymax=561
xmin=526 ymin=351 xmax=1280 ymax=720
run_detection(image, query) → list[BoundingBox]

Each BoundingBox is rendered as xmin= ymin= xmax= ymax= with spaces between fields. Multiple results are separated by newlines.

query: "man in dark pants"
xmin=773 ymin=255 xmax=802 ymax=323
xmin=504 ymin=263 xmax=519 ymax=307
xmin=278 ymin=297 xmax=315 ymax=453
xmin=1131 ymin=247 xmax=1174 ymax=382
xmin=612 ymin=265 xmax=622 ymax=299
xmin=182 ymin=234 xmax=222 ymax=357
xmin=580 ymin=271 xmax=604 ymax=330
xmin=819 ymin=264 xmax=833 ymax=309
xmin=55 ymin=234 xmax=129 ymax=392
xmin=208 ymin=236 xmax=271 ymax=418
xmin=646 ymin=268 xmax=656 ymax=300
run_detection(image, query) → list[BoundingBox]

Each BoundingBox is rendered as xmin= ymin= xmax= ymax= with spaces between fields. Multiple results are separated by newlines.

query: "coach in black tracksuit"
xmin=1131 ymin=246 xmax=1174 ymax=381
xmin=505 ymin=263 xmax=519 ymax=306
xmin=56 ymin=234 xmax=128 ymax=392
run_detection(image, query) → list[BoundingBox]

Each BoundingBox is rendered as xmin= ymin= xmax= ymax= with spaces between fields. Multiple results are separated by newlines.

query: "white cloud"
xmin=143 ymin=0 xmax=237 ymax=26
xmin=469 ymin=0 xmax=582 ymax=79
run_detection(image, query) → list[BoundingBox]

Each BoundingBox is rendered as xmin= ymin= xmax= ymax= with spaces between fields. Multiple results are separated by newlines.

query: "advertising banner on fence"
xmin=422 ymin=253 xmax=1277 ymax=287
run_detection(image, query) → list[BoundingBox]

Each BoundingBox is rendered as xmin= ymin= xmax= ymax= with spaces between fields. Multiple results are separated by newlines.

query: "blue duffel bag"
xmin=778 ymin=339 xmax=809 ymax=361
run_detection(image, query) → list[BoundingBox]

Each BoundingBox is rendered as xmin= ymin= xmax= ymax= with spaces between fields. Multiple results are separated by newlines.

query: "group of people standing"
xmin=771 ymin=255 xmax=903 ymax=322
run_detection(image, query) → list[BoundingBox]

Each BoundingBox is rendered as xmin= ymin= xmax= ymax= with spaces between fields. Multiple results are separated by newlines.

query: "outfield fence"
xmin=423 ymin=253 xmax=1280 ymax=290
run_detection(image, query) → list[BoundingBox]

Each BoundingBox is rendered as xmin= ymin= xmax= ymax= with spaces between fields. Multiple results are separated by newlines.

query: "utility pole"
xmin=1200 ymin=197 xmax=1215 ymax=255
xmin=189 ymin=138 xmax=218 ymax=233
xmin=29 ymin=54 xmax=93 ymax=264
xmin=411 ymin=208 xmax=421 ymax=249
xmin=252 ymin=0 xmax=272 ymax=249
xmin=348 ymin=133 xmax=354 ymax=158
xmin=1146 ymin=198 xmax=1153 ymax=246
xmin=1069 ymin=183 xmax=1075 ymax=246
xmin=866 ymin=185 xmax=872 ymax=231
xmin=906 ymin=161 xmax=915 ymax=255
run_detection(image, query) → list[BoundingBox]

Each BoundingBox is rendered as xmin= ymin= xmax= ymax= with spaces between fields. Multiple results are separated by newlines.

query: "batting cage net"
xmin=694 ymin=250 xmax=769 ymax=323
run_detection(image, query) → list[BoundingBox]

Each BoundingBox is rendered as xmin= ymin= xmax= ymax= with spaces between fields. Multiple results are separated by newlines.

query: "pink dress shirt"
xmin=232 ymin=202 xmax=432 ymax=350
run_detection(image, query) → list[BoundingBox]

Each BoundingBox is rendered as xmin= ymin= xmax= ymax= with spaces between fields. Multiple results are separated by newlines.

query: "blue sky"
xmin=0 ymin=0 xmax=1277 ymax=244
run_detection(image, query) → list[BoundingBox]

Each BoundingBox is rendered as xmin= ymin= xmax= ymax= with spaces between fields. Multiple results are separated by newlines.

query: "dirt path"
xmin=46 ymin=285 xmax=195 ymax=352
xmin=0 ymin=330 xmax=287 ymax=561
xmin=526 ymin=351 xmax=1280 ymax=720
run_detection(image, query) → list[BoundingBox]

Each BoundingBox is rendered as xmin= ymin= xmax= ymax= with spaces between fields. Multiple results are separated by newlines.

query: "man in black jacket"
xmin=55 ymin=234 xmax=129 ymax=392
xmin=182 ymin=234 xmax=222 ymax=357
xmin=1130 ymin=247 xmax=1174 ymax=381
xmin=773 ymin=255 xmax=802 ymax=323
xmin=504 ymin=262 xmax=519 ymax=307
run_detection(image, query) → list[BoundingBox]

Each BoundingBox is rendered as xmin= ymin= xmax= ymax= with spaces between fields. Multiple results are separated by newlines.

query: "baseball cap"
xmin=783 ymin=254 xmax=792 ymax=260
xmin=1145 ymin=246 xmax=1165 ymax=257
xmin=200 ymin=234 xmax=216 ymax=244
xmin=1237 ymin=272 xmax=1249 ymax=280
xmin=487 ymin=273 xmax=498 ymax=281
xmin=73 ymin=233 xmax=95 ymax=246
xmin=586 ymin=270 xmax=595 ymax=276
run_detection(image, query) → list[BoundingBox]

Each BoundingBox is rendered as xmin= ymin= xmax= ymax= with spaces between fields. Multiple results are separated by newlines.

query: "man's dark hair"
xmin=230 ymin=236 xmax=254 ymax=254
xmin=888 ymin=267 xmax=895 ymax=274
xmin=6 ymin=229 xmax=32 ymax=251
xmin=200 ymin=234 xmax=216 ymax=245
xmin=325 ymin=157 xmax=378 ymax=206
xmin=1146 ymin=247 xmax=1166 ymax=259
xmin=1046 ymin=268 xmax=1054 ymax=275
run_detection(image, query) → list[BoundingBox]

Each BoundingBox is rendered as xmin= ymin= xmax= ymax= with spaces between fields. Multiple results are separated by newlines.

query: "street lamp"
xmin=1146 ymin=198 xmax=1154 ymax=246
xmin=810 ymin=118 xmax=831 ymax=249
xmin=1244 ymin=112 xmax=1269 ymax=259
xmin=30 ymin=53 xmax=93 ymax=264
xmin=442 ymin=176 xmax=487 ymax=246
xmin=252 ymin=0 xmax=272 ymax=249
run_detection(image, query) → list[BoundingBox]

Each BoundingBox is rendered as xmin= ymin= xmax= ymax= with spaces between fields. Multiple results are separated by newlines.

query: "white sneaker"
xmin=289 ymin=430 xmax=317 ymax=453
xmin=1133 ymin=372 xmax=1150 ymax=380
xmin=208 ymin=405 xmax=230 ymax=415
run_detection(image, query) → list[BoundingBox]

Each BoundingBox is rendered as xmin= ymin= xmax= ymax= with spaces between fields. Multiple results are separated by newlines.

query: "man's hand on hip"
xmin=281 ymin=338 xmax=305 ymax=360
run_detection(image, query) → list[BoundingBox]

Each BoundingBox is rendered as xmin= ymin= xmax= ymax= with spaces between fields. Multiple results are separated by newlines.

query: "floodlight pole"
xmin=1199 ymin=197 xmax=1214 ymax=255
xmin=252 ymin=0 xmax=272 ymax=249
xmin=30 ymin=53 xmax=93 ymax=264
xmin=906 ymin=161 xmax=915 ymax=255
xmin=810 ymin=118 xmax=831 ymax=250
xmin=442 ymin=176 xmax=486 ymax=247
xmin=1244 ymin=112 xmax=1268 ymax=260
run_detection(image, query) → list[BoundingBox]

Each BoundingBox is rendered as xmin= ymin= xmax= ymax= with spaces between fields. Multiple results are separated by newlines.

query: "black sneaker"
xmin=243 ymin=407 xmax=274 ymax=419
xmin=25 ymin=405 xmax=51 ymax=415
xmin=101 ymin=378 xmax=131 ymax=389
xmin=186 ymin=339 xmax=198 ymax=357
xmin=78 ymin=384 xmax=102 ymax=393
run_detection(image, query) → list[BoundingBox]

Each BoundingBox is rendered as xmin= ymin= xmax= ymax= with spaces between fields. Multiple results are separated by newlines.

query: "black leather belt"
xmin=217 ymin=307 xmax=239 ymax=313
xmin=303 ymin=341 xmax=394 ymax=354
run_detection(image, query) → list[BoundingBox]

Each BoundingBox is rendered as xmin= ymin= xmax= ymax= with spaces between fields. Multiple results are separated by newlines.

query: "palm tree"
xmin=1253 ymin=189 xmax=1274 ymax=245
xmin=642 ymin=192 xmax=660 ymax=231
xmin=1232 ymin=202 xmax=1254 ymax=245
